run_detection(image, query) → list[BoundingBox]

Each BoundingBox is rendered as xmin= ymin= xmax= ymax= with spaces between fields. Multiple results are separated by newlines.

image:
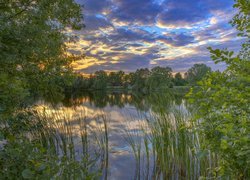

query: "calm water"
xmin=35 ymin=91 xmax=215 ymax=179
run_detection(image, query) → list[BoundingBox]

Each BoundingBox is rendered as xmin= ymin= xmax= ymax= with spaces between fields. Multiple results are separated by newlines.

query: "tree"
xmin=0 ymin=0 xmax=83 ymax=114
xmin=108 ymin=71 xmax=125 ymax=86
xmin=185 ymin=64 xmax=211 ymax=85
xmin=189 ymin=0 xmax=250 ymax=178
xmin=72 ymin=76 xmax=92 ymax=91
xmin=132 ymin=68 xmax=150 ymax=91
xmin=173 ymin=73 xmax=187 ymax=86
xmin=146 ymin=66 xmax=173 ymax=90
xmin=0 ymin=1 xmax=95 ymax=178
xmin=123 ymin=73 xmax=133 ymax=88
xmin=92 ymin=70 xmax=108 ymax=89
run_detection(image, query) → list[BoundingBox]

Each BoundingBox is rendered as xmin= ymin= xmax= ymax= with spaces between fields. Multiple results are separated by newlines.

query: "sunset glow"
xmin=70 ymin=0 xmax=243 ymax=74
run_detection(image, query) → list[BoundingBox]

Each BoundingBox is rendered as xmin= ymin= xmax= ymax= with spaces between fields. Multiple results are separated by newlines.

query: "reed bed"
xmin=125 ymin=106 xmax=217 ymax=179
xmin=27 ymin=105 xmax=110 ymax=179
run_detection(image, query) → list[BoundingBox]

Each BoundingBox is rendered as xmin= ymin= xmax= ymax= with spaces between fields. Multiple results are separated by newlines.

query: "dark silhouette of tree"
xmin=174 ymin=73 xmax=187 ymax=86
xmin=108 ymin=71 xmax=125 ymax=86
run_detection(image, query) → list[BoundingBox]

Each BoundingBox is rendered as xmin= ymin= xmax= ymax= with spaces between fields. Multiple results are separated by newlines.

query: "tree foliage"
xmin=108 ymin=71 xmax=125 ymax=87
xmin=72 ymin=64 xmax=213 ymax=93
xmin=72 ymin=67 xmax=178 ymax=93
xmin=92 ymin=70 xmax=109 ymax=89
xmin=188 ymin=0 xmax=250 ymax=178
xmin=146 ymin=66 xmax=173 ymax=90
xmin=174 ymin=72 xmax=187 ymax=86
xmin=0 ymin=1 xmax=85 ymax=177
xmin=185 ymin=64 xmax=211 ymax=85
xmin=0 ymin=0 xmax=83 ymax=114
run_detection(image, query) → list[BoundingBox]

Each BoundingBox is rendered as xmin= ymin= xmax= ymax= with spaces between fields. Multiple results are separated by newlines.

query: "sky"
xmin=70 ymin=0 xmax=243 ymax=74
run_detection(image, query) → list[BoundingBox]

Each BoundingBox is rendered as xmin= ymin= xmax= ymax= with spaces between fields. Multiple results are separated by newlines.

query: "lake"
xmin=34 ymin=91 xmax=216 ymax=180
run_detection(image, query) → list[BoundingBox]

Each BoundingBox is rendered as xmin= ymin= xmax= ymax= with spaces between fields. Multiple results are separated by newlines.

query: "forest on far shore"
xmin=72 ymin=63 xmax=211 ymax=92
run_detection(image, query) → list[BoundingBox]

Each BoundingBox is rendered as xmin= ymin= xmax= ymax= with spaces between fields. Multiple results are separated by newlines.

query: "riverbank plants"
xmin=188 ymin=0 xmax=250 ymax=178
xmin=125 ymin=107 xmax=218 ymax=179
xmin=0 ymin=107 xmax=109 ymax=179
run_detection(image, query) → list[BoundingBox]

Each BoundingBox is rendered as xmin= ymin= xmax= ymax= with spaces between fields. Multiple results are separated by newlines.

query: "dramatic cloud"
xmin=84 ymin=15 xmax=113 ymax=31
xmin=71 ymin=0 xmax=242 ymax=73
xmin=77 ymin=0 xmax=111 ymax=14
xmin=158 ymin=33 xmax=195 ymax=46
xmin=110 ymin=0 xmax=161 ymax=24
xmin=157 ymin=0 xmax=234 ymax=28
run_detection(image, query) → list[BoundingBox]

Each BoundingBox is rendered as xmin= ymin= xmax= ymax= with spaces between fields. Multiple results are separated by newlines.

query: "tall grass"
xmin=34 ymin=106 xmax=110 ymax=179
xmin=0 ymin=105 xmax=109 ymax=179
xmin=125 ymin=106 xmax=217 ymax=179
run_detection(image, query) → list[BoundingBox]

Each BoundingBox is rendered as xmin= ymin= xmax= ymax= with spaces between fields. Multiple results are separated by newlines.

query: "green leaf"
xmin=220 ymin=139 xmax=228 ymax=150
xmin=22 ymin=169 xmax=34 ymax=179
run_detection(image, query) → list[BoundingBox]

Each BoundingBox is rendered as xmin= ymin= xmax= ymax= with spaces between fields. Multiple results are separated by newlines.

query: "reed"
xmin=125 ymin=106 xmax=217 ymax=179
xmin=22 ymin=106 xmax=109 ymax=179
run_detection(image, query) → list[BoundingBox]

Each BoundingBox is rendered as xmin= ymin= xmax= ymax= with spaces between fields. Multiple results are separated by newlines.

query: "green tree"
xmin=92 ymin=70 xmax=108 ymax=89
xmin=0 ymin=1 xmax=98 ymax=179
xmin=108 ymin=71 xmax=125 ymax=86
xmin=185 ymin=64 xmax=211 ymax=85
xmin=146 ymin=66 xmax=173 ymax=91
xmin=189 ymin=0 xmax=250 ymax=178
xmin=173 ymin=72 xmax=187 ymax=86
xmin=131 ymin=68 xmax=150 ymax=91
xmin=123 ymin=73 xmax=133 ymax=88
xmin=0 ymin=0 xmax=83 ymax=114
xmin=72 ymin=76 xmax=92 ymax=91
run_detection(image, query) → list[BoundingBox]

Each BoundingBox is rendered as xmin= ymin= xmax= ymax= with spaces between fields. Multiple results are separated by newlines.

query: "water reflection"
xmin=35 ymin=91 xmax=214 ymax=179
xmin=63 ymin=90 xmax=184 ymax=111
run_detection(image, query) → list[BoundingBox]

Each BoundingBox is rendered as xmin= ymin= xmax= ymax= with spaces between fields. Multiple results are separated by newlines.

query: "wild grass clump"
xmin=0 ymin=106 xmax=109 ymax=179
xmin=125 ymin=106 xmax=217 ymax=179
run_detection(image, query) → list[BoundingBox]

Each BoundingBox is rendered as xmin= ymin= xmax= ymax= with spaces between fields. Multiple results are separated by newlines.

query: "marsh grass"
xmin=125 ymin=106 xmax=217 ymax=179
xmin=0 ymin=106 xmax=109 ymax=179
xmin=124 ymin=116 xmax=154 ymax=180
xmin=34 ymin=106 xmax=110 ymax=178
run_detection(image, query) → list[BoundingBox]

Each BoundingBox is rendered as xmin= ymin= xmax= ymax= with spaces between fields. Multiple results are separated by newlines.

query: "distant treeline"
xmin=70 ymin=63 xmax=211 ymax=92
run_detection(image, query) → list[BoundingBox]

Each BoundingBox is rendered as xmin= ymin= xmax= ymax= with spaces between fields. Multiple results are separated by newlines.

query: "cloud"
xmin=72 ymin=0 xmax=241 ymax=73
xmin=158 ymin=33 xmax=195 ymax=46
xmin=77 ymin=0 xmax=111 ymax=14
xmin=110 ymin=0 xmax=162 ymax=25
xmin=158 ymin=0 xmax=207 ymax=26
xmin=80 ymin=54 xmax=153 ymax=73
xmin=153 ymin=38 xmax=243 ymax=72
xmin=84 ymin=15 xmax=113 ymax=31
xmin=157 ymin=0 xmax=234 ymax=28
